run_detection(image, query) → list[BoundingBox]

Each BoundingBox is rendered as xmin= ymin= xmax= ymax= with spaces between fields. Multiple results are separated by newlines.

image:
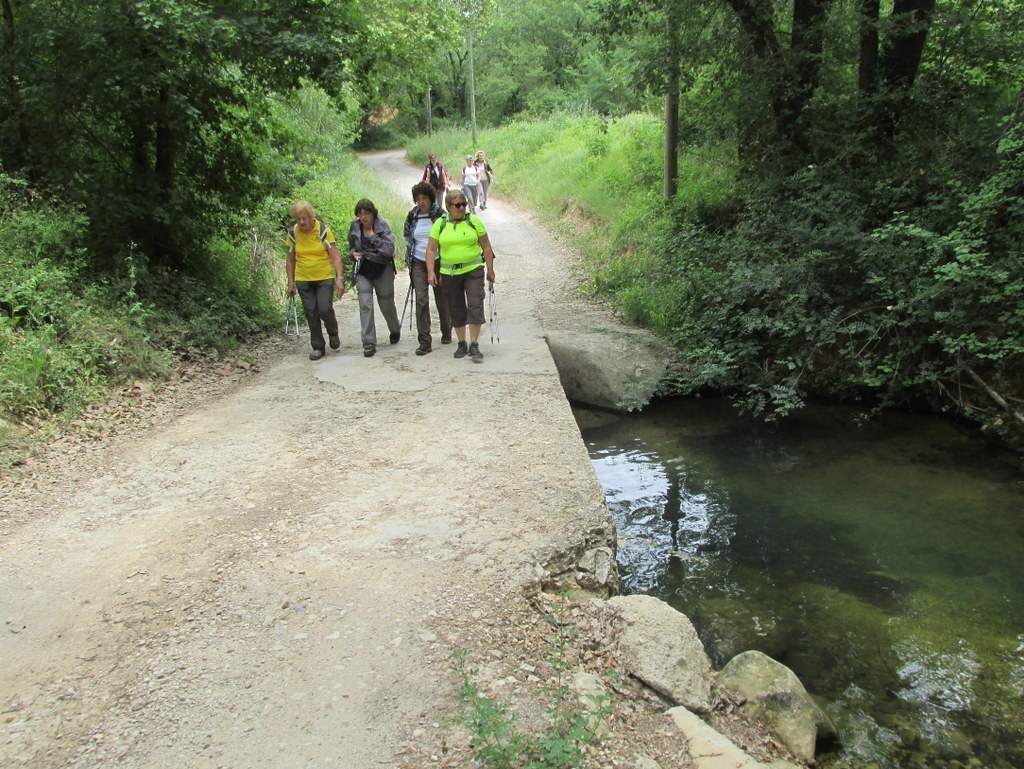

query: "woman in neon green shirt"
xmin=425 ymin=188 xmax=496 ymax=362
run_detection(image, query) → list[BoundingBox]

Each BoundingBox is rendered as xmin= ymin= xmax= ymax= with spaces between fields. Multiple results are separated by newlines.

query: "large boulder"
xmin=545 ymin=323 xmax=671 ymax=412
xmin=605 ymin=595 xmax=713 ymax=712
xmin=716 ymin=650 xmax=837 ymax=762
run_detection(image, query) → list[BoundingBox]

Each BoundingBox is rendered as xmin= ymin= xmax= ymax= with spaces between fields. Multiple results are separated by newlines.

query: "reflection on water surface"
xmin=578 ymin=398 xmax=1024 ymax=769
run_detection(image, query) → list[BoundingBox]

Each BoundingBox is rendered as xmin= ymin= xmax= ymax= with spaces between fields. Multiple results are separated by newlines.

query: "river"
xmin=576 ymin=397 xmax=1024 ymax=769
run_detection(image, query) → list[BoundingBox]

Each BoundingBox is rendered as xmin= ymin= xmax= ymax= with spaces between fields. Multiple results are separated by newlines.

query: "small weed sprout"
xmin=454 ymin=598 xmax=611 ymax=769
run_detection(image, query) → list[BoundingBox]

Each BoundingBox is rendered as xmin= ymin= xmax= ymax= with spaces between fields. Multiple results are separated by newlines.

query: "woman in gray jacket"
xmin=348 ymin=199 xmax=401 ymax=357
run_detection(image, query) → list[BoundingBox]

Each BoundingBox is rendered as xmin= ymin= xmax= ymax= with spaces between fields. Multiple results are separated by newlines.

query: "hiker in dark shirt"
xmin=421 ymin=152 xmax=450 ymax=204
xmin=347 ymin=199 xmax=401 ymax=358
xmin=403 ymin=182 xmax=451 ymax=355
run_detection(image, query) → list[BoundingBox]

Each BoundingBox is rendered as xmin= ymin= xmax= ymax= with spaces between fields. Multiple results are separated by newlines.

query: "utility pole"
xmin=664 ymin=12 xmax=679 ymax=199
xmin=465 ymin=14 xmax=478 ymax=146
xmin=426 ymin=82 xmax=433 ymax=137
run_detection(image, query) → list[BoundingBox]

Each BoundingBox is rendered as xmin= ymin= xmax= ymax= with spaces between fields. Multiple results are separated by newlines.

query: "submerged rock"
xmin=691 ymin=598 xmax=791 ymax=665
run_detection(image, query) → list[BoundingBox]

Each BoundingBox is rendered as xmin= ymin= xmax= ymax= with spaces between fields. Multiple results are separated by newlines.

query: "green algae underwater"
xmin=578 ymin=398 xmax=1024 ymax=769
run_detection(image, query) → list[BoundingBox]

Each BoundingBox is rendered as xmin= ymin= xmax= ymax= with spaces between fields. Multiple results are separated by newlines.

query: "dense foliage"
xmin=406 ymin=0 xmax=1024 ymax=439
xmin=2 ymin=0 xmax=1022 ymax=444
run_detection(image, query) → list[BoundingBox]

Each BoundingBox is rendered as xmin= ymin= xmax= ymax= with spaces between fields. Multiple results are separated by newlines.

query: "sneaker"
xmin=309 ymin=348 xmax=325 ymax=361
xmin=329 ymin=334 xmax=340 ymax=350
xmin=415 ymin=344 xmax=432 ymax=356
xmin=468 ymin=342 xmax=483 ymax=362
xmin=389 ymin=331 xmax=401 ymax=344
xmin=363 ymin=345 xmax=376 ymax=358
xmin=441 ymin=334 xmax=453 ymax=345
xmin=453 ymin=341 xmax=468 ymax=359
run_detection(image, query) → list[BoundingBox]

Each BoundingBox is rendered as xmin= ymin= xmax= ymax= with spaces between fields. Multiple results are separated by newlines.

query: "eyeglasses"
xmin=450 ymin=202 xmax=467 ymax=208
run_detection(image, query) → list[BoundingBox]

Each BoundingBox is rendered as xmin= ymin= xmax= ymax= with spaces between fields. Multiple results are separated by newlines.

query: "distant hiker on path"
xmin=286 ymin=200 xmax=345 ymax=361
xmin=475 ymin=151 xmax=495 ymax=210
xmin=460 ymin=154 xmax=480 ymax=213
xmin=425 ymin=188 xmax=495 ymax=363
xmin=404 ymin=182 xmax=451 ymax=355
xmin=348 ymin=198 xmax=401 ymax=358
xmin=421 ymin=152 xmax=450 ymax=203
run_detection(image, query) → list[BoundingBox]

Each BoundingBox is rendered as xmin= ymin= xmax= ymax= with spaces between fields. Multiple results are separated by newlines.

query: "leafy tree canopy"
xmin=0 ymin=0 xmax=446 ymax=270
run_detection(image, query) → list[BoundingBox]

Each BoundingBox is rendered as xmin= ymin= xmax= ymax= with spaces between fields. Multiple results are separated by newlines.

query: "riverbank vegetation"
xmin=405 ymin=0 xmax=1024 ymax=445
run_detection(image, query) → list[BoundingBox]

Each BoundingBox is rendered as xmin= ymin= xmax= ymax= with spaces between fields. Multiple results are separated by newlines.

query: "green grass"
xmin=406 ymin=112 xmax=738 ymax=334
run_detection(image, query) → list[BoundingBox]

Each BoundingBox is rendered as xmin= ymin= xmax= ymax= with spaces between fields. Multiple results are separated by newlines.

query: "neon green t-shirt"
xmin=287 ymin=219 xmax=337 ymax=281
xmin=429 ymin=215 xmax=487 ymax=275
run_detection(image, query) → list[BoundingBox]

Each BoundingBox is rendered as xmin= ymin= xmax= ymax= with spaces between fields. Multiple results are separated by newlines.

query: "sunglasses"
xmin=450 ymin=201 xmax=467 ymax=208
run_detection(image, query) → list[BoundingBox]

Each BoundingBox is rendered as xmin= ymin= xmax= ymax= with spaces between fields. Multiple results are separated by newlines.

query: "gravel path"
xmin=0 ymin=152 xmax=614 ymax=768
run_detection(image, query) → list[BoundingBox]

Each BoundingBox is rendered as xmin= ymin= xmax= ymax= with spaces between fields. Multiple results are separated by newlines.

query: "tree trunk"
xmin=154 ymin=85 xmax=181 ymax=268
xmin=445 ymin=50 xmax=467 ymax=118
xmin=2 ymin=0 xmax=29 ymax=169
xmin=725 ymin=0 xmax=830 ymax=153
xmin=724 ymin=0 xmax=779 ymax=61
xmin=784 ymin=0 xmax=831 ymax=144
xmin=857 ymin=0 xmax=880 ymax=93
xmin=130 ymin=104 xmax=154 ymax=262
xmin=881 ymin=0 xmax=936 ymax=90
xmin=873 ymin=0 xmax=936 ymax=140
xmin=664 ymin=11 xmax=679 ymax=199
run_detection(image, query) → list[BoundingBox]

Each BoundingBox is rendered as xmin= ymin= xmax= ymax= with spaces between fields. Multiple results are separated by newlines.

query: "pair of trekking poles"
xmin=399 ymin=277 xmax=500 ymax=344
xmin=284 ymin=294 xmax=301 ymax=337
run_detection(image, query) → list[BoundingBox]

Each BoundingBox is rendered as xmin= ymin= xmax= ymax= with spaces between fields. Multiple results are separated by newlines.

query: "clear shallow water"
xmin=577 ymin=398 xmax=1024 ymax=769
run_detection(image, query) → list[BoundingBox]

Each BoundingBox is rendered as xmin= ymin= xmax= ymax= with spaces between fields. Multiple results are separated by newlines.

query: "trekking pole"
xmin=284 ymin=294 xmax=301 ymax=337
xmin=399 ymin=280 xmax=414 ymax=329
xmin=406 ymin=272 xmax=414 ymax=332
xmin=488 ymin=281 xmax=499 ymax=344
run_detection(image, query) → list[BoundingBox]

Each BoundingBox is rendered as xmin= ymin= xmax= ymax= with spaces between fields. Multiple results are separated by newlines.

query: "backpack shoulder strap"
xmin=288 ymin=222 xmax=329 ymax=247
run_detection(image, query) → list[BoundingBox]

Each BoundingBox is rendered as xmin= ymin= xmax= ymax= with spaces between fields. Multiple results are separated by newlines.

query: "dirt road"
xmin=0 ymin=152 xmax=612 ymax=768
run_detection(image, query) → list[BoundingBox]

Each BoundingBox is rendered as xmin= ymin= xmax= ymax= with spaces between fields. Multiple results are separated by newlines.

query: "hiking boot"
xmin=389 ymin=331 xmax=401 ymax=344
xmin=415 ymin=344 xmax=432 ymax=356
xmin=453 ymin=341 xmax=468 ymax=358
xmin=468 ymin=342 xmax=483 ymax=362
xmin=309 ymin=348 xmax=325 ymax=361
xmin=363 ymin=345 xmax=376 ymax=358
xmin=441 ymin=334 xmax=453 ymax=345
xmin=329 ymin=334 xmax=340 ymax=350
